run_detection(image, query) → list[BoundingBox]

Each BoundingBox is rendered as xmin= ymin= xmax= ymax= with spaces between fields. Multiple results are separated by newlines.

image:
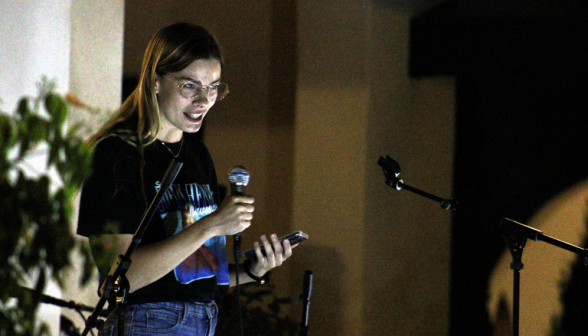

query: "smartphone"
xmin=243 ymin=230 xmax=309 ymax=260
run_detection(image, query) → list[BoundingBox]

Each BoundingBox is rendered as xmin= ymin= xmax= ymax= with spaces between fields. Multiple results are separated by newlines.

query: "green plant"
xmin=0 ymin=79 xmax=97 ymax=336
xmin=216 ymin=283 xmax=299 ymax=336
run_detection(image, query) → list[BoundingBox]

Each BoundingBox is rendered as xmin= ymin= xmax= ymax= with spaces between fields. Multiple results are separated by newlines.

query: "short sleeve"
xmin=77 ymin=137 xmax=146 ymax=237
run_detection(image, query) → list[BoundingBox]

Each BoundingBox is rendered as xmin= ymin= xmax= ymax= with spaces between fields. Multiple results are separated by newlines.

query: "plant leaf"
xmin=16 ymin=97 xmax=30 ymax=119
xmin=45 ymin=93 xmax=68 ymax=128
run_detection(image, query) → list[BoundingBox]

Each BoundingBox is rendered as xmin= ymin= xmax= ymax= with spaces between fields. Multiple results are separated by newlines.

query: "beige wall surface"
xmin=68 ymin=0 xmax=125 ymax=133
xmin=294 ymin=2 xmax=453 ymax=335
xmin=295 ymin=2 xmax=371 ymax=334
xmin=64 ymin=0 xmax=125 ymax=332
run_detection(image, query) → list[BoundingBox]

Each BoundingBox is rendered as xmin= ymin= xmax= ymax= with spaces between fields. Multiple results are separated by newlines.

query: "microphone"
xmin=228 ymin=166 xmax=250 ymax=197
xmin=227 ymin=166 xmax=250 ymax=262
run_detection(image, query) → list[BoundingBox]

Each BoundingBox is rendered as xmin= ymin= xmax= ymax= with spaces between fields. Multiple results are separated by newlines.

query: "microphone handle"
xmin=233 ymin=234 xmax=242 ymax=263
xmin=231 ymin=183 xmax=245 ymax=196
xmin=231 ymin=183 xmax=245 ymax=262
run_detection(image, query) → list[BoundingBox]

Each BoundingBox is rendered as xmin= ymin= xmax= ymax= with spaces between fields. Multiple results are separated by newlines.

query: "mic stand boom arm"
xmin=81 ymin=154 xmax=184 ymax=336
xmin=378 ymin=155 xmax=588 ymax=336
xmin=378 ymin=156 xmax=459 ymax=211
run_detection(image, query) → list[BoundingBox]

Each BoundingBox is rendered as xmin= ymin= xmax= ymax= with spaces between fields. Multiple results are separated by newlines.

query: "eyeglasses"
xmin=162 ymin=75 xmax=229 ymax=101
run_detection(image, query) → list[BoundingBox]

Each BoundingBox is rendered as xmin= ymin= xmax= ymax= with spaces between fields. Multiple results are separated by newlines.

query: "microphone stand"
xmin=81 ymin=154 xmax=184 ymax=336
xmin=299 ymin=270 xmax=313 ymax=336
xmin=378 ymin=155 xmax=588 ymax=336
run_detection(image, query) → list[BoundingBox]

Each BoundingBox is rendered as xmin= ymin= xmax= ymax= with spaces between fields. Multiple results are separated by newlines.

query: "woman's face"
xmin=155 ymin=58 xmax=222 ymax=142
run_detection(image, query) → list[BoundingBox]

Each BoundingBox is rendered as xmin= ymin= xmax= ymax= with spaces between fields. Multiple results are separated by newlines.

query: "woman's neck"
xmin=157 ymin=129 xmax=183 ymax=143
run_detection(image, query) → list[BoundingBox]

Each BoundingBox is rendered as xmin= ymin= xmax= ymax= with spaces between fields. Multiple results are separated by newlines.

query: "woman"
xmin=77 ymin=22 xmax=293 ymax=336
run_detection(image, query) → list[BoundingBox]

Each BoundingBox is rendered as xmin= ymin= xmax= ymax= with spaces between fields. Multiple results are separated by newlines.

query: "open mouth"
xmin=184 ymin=112 xmax=204 ymax=123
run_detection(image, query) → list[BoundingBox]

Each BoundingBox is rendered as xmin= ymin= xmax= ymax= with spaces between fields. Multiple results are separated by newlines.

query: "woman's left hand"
xmin=249 ymin=234 xmax=296 ymax=277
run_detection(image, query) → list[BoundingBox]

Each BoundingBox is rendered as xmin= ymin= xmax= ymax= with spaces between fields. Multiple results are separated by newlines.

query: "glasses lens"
xmin=179 ymin=85 xmax=196 ymax=99
xmin=216 ymin=83 xmax=229 ymax=101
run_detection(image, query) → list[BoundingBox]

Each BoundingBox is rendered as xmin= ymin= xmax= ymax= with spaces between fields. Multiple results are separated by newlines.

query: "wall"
xmin=1 ymin=0 xmax=71 ymax=111
xmin=68 ymin=0 xmax=125 ymax=129
xmin=64 ymin=0 xmax=125 ymax=331
xmin=294 ymin=1 xmax=454 ymax=335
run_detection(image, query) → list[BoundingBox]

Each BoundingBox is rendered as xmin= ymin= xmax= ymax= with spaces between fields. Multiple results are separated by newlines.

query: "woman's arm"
xmin=90 ymin=195 xmax=254 ymax=293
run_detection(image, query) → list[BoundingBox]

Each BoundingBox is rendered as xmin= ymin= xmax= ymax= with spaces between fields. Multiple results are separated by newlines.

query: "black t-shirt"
xmin=77 ymin=133 xmax=228 ymax=304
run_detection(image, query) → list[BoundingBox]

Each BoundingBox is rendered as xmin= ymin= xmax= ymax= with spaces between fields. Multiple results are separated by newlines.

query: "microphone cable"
xmin=234 ymin=239 xmax=245 ymax=336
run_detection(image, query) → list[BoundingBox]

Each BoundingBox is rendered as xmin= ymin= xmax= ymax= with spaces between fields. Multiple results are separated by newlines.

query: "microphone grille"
xmin=228 ymin=166 xmax=250 ymax=186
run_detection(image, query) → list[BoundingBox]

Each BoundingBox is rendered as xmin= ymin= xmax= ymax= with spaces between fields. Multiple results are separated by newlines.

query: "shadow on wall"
xmin=488 ymin=180 xmax=588 ymax=336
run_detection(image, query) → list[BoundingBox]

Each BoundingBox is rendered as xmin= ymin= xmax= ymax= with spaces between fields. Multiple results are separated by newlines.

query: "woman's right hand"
xmin=200 ymin=195 xmax=254 ymax=236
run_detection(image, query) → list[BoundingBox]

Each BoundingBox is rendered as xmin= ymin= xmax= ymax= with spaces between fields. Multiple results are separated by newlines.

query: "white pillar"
xmin=1 ymin=1 xmax=124 ymax=334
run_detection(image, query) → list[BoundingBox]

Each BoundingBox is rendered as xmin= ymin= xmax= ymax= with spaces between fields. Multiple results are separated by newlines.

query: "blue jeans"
xmin=98 ymin=301 xmax=218 ymax=336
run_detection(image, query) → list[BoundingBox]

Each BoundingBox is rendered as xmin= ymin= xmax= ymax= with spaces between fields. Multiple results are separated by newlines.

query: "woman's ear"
xmin=155 ymin=77 xmax=160 ymax=94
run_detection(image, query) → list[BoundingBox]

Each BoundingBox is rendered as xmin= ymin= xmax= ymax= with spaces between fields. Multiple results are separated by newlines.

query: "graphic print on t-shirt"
xmin=155 ymin=181 xmax=229 ymax=286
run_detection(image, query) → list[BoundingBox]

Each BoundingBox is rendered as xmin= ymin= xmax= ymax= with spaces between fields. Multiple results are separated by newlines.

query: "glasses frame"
xmin=162 ymin=74 xmax=229 ymax=101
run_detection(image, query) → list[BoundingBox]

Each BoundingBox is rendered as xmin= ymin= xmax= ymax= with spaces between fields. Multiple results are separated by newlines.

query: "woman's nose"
xmin=191 ymin=91 xmax=210 ymax=107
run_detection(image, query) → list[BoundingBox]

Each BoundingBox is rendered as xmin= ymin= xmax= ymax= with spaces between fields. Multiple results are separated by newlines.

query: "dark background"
xmin=410 ymin=1 xmax=588 ymax=334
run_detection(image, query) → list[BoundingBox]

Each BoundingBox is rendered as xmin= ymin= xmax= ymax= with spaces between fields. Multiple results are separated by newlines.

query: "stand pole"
xmin=299 ymin=270 xmax=313 ymax=336
xmin=513 ymin=268 xmax=520 ymax=336
xmin=500 ymin=218 xmax=531 ymax=336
